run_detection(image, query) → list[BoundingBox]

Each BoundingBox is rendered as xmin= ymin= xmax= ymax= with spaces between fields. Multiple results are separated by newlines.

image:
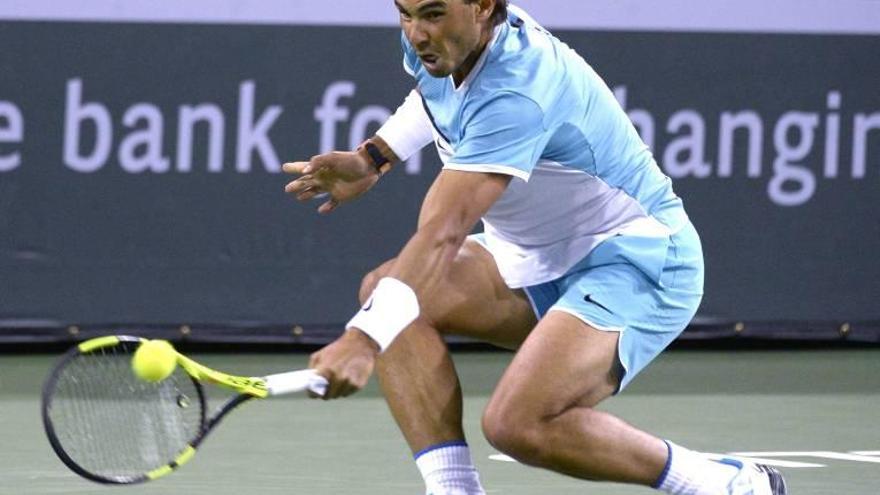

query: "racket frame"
xmin=41 ymin=335 xmax=208 ymax=484
xmin=42 ymin=335 xmax=323 ymax=485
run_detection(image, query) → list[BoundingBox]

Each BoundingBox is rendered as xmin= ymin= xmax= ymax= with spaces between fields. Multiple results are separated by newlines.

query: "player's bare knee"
xmin=481 ymin=400 xmax=549 ymax=466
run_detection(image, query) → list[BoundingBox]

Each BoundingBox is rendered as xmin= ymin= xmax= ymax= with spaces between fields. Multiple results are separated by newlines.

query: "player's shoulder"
xmin=473 ymin=8 xmax=573 ymax=109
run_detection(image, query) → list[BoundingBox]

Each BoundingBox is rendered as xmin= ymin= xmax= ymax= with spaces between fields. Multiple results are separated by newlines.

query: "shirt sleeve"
xmin=375 ymin=89 xmax=434 ymax=161
xmin=444 ymin=92 xmax=548 ymax=181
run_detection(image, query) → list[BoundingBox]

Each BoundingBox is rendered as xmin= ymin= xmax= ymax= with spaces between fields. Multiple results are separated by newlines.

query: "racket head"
xmin=41 ymin=335 xmax=207 ymax=484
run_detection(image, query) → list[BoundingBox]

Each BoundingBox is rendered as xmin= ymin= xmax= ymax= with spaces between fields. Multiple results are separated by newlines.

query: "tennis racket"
xmin=41 ymin=335 xmax=328 ymax=485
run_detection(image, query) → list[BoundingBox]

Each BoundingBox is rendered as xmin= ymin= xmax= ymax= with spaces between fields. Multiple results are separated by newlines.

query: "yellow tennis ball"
xmin=132 ymin=340 xmax=178 ymax=382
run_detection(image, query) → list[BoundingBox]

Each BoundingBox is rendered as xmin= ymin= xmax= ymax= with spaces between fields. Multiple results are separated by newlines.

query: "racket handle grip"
xmin=263 ymin=369 xmax=329 ymax=397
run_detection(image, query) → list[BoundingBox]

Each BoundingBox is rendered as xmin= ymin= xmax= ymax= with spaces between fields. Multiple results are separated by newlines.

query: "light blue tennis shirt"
xmin=401 ymin=6 xmax=688 ymax=289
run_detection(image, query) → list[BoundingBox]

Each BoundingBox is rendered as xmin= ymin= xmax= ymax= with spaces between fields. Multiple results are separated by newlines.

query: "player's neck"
xmin=452 ymin=24 xmax=493 ymax=87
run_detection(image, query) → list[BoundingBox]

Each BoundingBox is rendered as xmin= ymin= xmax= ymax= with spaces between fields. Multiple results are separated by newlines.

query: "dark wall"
xmin=0 ymin=22 xmax=878 ymax=330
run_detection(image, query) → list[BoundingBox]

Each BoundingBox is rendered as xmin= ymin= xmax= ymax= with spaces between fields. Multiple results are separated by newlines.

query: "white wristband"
xmin=346 ymin=277 xmax=420 ymax=352
xmin=375 ymin=89 xmax=434 ymax=161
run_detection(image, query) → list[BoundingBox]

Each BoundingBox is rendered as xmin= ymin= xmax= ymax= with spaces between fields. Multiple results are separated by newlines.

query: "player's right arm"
xmin=283 ymin=89 xmax=433 ymax=213
xmin=282 ymin=137 xmax=398 ymax=214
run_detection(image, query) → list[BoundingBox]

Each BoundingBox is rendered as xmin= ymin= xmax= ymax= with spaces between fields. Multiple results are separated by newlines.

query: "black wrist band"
xmin=364 ymin=142 xmax=391 ymax=175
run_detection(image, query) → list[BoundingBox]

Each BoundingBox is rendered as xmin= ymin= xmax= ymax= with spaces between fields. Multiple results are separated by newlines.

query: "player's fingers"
xmin=281 ymin=161 xmax=310 ymax=175
xmin=323 ymin=378 xmax=346 ymax=400
xmin=284 ymin=175 xmax=314 ymax=194
xmin=349 ymin=375 xmax=369 ymax=396
xmin=284 ymin=180 xmax=304 ymax=194
xmin=307 ymin=363 xmax=341 ymax=400
xmin=318 ymin=198 xmax=339 ymax=214
xmin=312 ymin=379 xmax=337 ymax=400
xmin=302 ymin=155 xmax=332 ymax=175
xmin=339 ymin=379 xmax=363 ymax=398
xmin=344 ymin=381 xmax=365 ymax=397
xmin=296 ymin=187 xmax=325 ymax=202
xmin=336 ymin=370 xmax=368 ymax=397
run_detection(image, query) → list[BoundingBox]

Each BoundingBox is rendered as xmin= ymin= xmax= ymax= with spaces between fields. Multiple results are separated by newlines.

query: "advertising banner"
xmin=1 ymin=2 xmax=878 ymax=337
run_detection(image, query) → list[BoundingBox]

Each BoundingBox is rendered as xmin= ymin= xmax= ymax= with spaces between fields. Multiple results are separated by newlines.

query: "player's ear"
xmin=473 ymin=0 xmax=494 ymax=24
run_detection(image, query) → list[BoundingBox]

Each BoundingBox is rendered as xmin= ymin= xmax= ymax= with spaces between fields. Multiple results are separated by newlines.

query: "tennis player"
xmin=284 ymin=1 xmax=786 ymax=494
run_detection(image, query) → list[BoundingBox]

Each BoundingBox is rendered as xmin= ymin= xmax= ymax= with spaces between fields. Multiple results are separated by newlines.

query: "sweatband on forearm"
xmin=346 ymin=277 xmax=420 ymax=352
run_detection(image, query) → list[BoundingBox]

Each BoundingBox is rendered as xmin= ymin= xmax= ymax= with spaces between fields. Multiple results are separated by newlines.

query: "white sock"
xmin=414 ymin=441 xmax=486 ymax=495
xmin=654 ymin=441 xmax=741 ymax=495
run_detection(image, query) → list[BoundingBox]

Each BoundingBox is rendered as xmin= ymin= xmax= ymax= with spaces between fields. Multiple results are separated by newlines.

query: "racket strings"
xmin=46 ymin=343 xmax=203 ymax=481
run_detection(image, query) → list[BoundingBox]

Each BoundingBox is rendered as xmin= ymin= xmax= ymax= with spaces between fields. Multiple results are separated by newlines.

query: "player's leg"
xmin=482 ymin=313 xmax=784 ymax=494
xmin=479 ymin=233 xmax=664 ymax=483
xmin=482 ymin=311 xmax=669 ymax=483
xmin=361 ymin=239 xmax=537 ymax=494
xmin=482 ymin=223 xmax=785 ymax=494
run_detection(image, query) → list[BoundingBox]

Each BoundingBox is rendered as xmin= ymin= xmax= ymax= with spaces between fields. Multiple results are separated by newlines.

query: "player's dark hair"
xmin=464 ymin=0 xmax=508 ymax=26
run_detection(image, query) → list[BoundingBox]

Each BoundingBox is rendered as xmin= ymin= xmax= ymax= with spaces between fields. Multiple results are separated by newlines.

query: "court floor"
xmin=2 ymin=348 xmax=878 ymax=494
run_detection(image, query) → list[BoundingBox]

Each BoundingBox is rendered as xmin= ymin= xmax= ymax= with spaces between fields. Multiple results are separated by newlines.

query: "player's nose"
xmin=405 ymin=21 xmax=430 ymax=49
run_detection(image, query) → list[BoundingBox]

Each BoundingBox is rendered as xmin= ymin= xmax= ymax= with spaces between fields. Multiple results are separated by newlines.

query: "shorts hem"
xmin=547 ymin=307 xmax=625 ymax=332
xmin=522 ymin=288 xmax=542 ymax=321
xmin=546 ymin=307 xmax=630 ymax=394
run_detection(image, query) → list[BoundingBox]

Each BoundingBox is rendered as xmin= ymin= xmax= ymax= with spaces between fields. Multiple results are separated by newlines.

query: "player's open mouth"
xmin=420 ymin=54 xmax=439 ymax=66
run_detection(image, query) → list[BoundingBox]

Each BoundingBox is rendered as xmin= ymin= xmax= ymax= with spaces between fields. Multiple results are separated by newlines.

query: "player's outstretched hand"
xmin=283 ymin=151 xmax=380 ymax=214
xmin=308 ymin=329 xmax=380 ymax=399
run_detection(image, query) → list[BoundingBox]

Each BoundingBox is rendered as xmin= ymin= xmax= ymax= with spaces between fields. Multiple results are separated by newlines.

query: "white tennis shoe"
xmin=723 ymin=458 xmax=788 ymax=495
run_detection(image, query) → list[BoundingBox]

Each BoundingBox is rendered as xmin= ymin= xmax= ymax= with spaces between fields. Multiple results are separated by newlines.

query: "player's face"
xmin=395 ymin=0 xmax=493 ymax=82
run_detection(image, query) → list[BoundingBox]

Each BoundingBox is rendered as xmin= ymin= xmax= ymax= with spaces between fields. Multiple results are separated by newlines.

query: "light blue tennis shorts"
xmin=474 ymin=220 xmax=704 ymax=392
